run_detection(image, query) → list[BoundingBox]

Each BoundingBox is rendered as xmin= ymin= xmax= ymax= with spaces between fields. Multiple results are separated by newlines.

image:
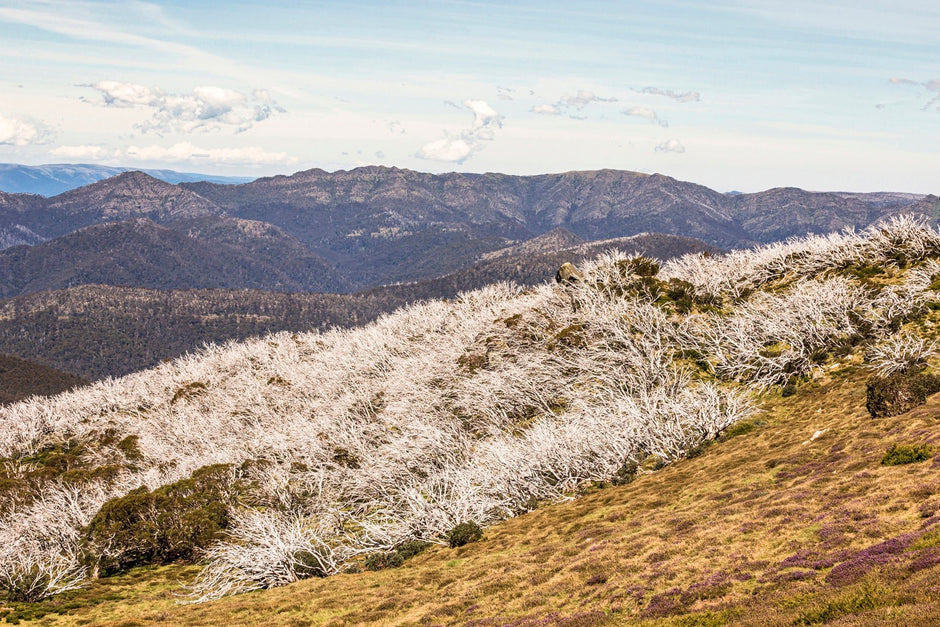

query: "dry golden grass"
xmin=9 ymin=356 xmax=940 ymax=626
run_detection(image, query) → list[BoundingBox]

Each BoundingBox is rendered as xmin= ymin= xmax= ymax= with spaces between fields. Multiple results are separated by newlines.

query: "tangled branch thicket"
xmin=1 ymin=216 xmax=939 ymax=602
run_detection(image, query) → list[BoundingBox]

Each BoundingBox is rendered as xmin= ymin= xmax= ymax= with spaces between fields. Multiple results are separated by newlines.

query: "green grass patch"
xmin=719 ymin=418 xmax=766 ymax=441
xmin=913 ymin=529 xmax=940 ymax=550
xmin=794 ymin=581 xmax=906 ymax=625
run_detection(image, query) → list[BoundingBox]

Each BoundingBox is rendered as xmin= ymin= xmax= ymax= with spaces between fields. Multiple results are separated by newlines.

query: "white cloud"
xmin=623 ymin=106 xmax=668 ymax=127
xmin=125 ymin=142 xmax=295 ymax=165
xmin=559 ymin=90 xmax=617 ymax=110
xmin=0 ymin=111 xmax=39 ymax=146
xmin=416 ymin=137 xmax=473 ymax=162
xmin=51 ymin=144 xmax=112 ymax=160
xmin=655 ymin=138 xmax=686 ymax=154
xmin=416 ymin=99 xmax=502 ymax=163
xmin=640 ymin=87 xmax=701 ymax=103
xmin=465 ymin=99 xmax=499 ymax=125
xmin=88 ymin=81 xmax=285 ymax=134
xmin=531 ymin=104 xmax=560 ymax=115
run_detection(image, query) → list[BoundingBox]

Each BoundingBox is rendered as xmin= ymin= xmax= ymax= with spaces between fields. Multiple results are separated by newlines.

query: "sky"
xmin=0 ymin=0 xmax=938 ymax=193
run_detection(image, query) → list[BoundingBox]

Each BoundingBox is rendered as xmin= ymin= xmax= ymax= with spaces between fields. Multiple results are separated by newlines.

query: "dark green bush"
xmin=83 ymin=464 xmax=243 ymax=577
xmin=446 ymin=522 xmax=483 ymax=548
xmin=611 ymin=460 xmax=639 ymax=485
xmin=664 ymin=278 xmax=719 ymax=312
xmin=881 ymin=443 xmax=933 ymax=466
xmin=363 ymin=540 xmax=432 ymax=570
xmin=616 ymin=256 xmax=660 ymax=278
xmin=685 ymin=440 xmax=711 ymax=459
xmin=625 ymin=276 xmax=665 ymax=300
xmin=865 ymin=372 xmax=940 ymax=418
xmin=781 ymin=381 xmax=798 ymax=397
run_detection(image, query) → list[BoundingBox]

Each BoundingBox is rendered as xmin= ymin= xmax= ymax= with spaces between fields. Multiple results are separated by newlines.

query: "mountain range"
xmin=0 ymin=163 xmax=252 ymax=197
xmin=0 ymin=166 xmax=936 ymax=298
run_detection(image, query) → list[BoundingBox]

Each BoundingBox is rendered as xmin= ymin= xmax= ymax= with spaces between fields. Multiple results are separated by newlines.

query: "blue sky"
xmin=0 ymin=0 xmax=937 ymax=192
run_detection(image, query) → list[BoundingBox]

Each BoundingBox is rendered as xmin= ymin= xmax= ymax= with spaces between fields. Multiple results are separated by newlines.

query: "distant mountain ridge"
xmin=0 ymin=166 xmax=932 ymax=298
xmin=0 ymin=163 xmax=253 ymax=196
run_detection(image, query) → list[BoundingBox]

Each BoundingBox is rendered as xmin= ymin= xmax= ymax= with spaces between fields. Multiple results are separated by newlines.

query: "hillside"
xmin=17 ymin=366 xmax=940 ymax=625
xmin=0 ymin=167 xmax=932 ymax=296
xmin=0 ymin=216 xmax=346 ymax=299
xmin=0 ymin=354 xmax=87 ymax=405
xmin=2 ymin=217 xmax=940 ymax=627
xmin=0 ymin=233 xmax=714 ymax=379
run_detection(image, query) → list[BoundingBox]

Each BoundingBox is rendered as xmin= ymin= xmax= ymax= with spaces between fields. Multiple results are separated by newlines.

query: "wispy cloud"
xmin=622 ymin=106 xmax=668 ymax=127
xmin=530 ymin=89 xmax=618 ymax=120
xmin=87 ymin=81 xmax=285 ymax=134
xmin=559 ymin=90 xmax=618 ymax=110
xmin=0 ymin=4 xmax=248 ymax=80
xmin=654 ymin=138 xmax=685 ymax=154
xmin=639 ymin=87 xmax=700 ymax=103
xmin=890 ymin=76 xmax=940 ymax=110
xmin=416 ymin=99 xmax=502 ymax=163
xmin=0 ymin=111 xmax=42 ymax=146
xmin=125 ymin=142 xmax=295 ymax=165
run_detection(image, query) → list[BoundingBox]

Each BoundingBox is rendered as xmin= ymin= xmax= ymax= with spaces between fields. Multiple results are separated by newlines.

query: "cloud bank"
xmin=88 ymin=81 xmax=285 ymax=134
xmin=125 ymin=142 xmax=295 ymax=165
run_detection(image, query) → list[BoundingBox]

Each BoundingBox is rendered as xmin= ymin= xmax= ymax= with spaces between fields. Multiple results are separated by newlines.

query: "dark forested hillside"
xmin=0 ymin=233 xmax=713 ymax=379
xmin=0 ymin=353 xmax=87 ymax=404
xmin=0 ymin=216 xmax=347 ymax=298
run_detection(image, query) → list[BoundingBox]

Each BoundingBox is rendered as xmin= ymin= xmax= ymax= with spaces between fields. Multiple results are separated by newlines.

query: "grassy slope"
xmin=10 ymin=356 xmax=940 ymax=625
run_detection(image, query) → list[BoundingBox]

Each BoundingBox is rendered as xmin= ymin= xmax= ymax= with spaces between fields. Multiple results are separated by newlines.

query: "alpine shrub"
xmin=865 ymin=372 xmax=940 ymax=418
xmin=83 ymin=464 xmax=241 ymax=576
xmin=881 ymin=443 xmax=933 ymax=466
xmin=447 ymin=522 xmax=483 ymax=548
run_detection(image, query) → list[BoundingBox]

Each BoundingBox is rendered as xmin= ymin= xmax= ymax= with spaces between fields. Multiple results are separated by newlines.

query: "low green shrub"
xmin=881 ymin=443 xmax=933 ymax=466
xmin=616 ymin=256 xmax=660 ymax=278
xmin=719 ymin=418 xmax=764 ymax=441
xmin=446 ymin=522 xmax=483 ymax=548
xmin=364 ymin=540 xmax=432 ymax=570
xmin=83 ymin=464 xmax=243 ymax=577
xmin=865 ymin=372 xmax=940 ymax=418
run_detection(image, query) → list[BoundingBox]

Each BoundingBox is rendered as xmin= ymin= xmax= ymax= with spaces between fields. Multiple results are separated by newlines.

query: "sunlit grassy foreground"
xmin=8 ymin=363 xmax=940 ymax=625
